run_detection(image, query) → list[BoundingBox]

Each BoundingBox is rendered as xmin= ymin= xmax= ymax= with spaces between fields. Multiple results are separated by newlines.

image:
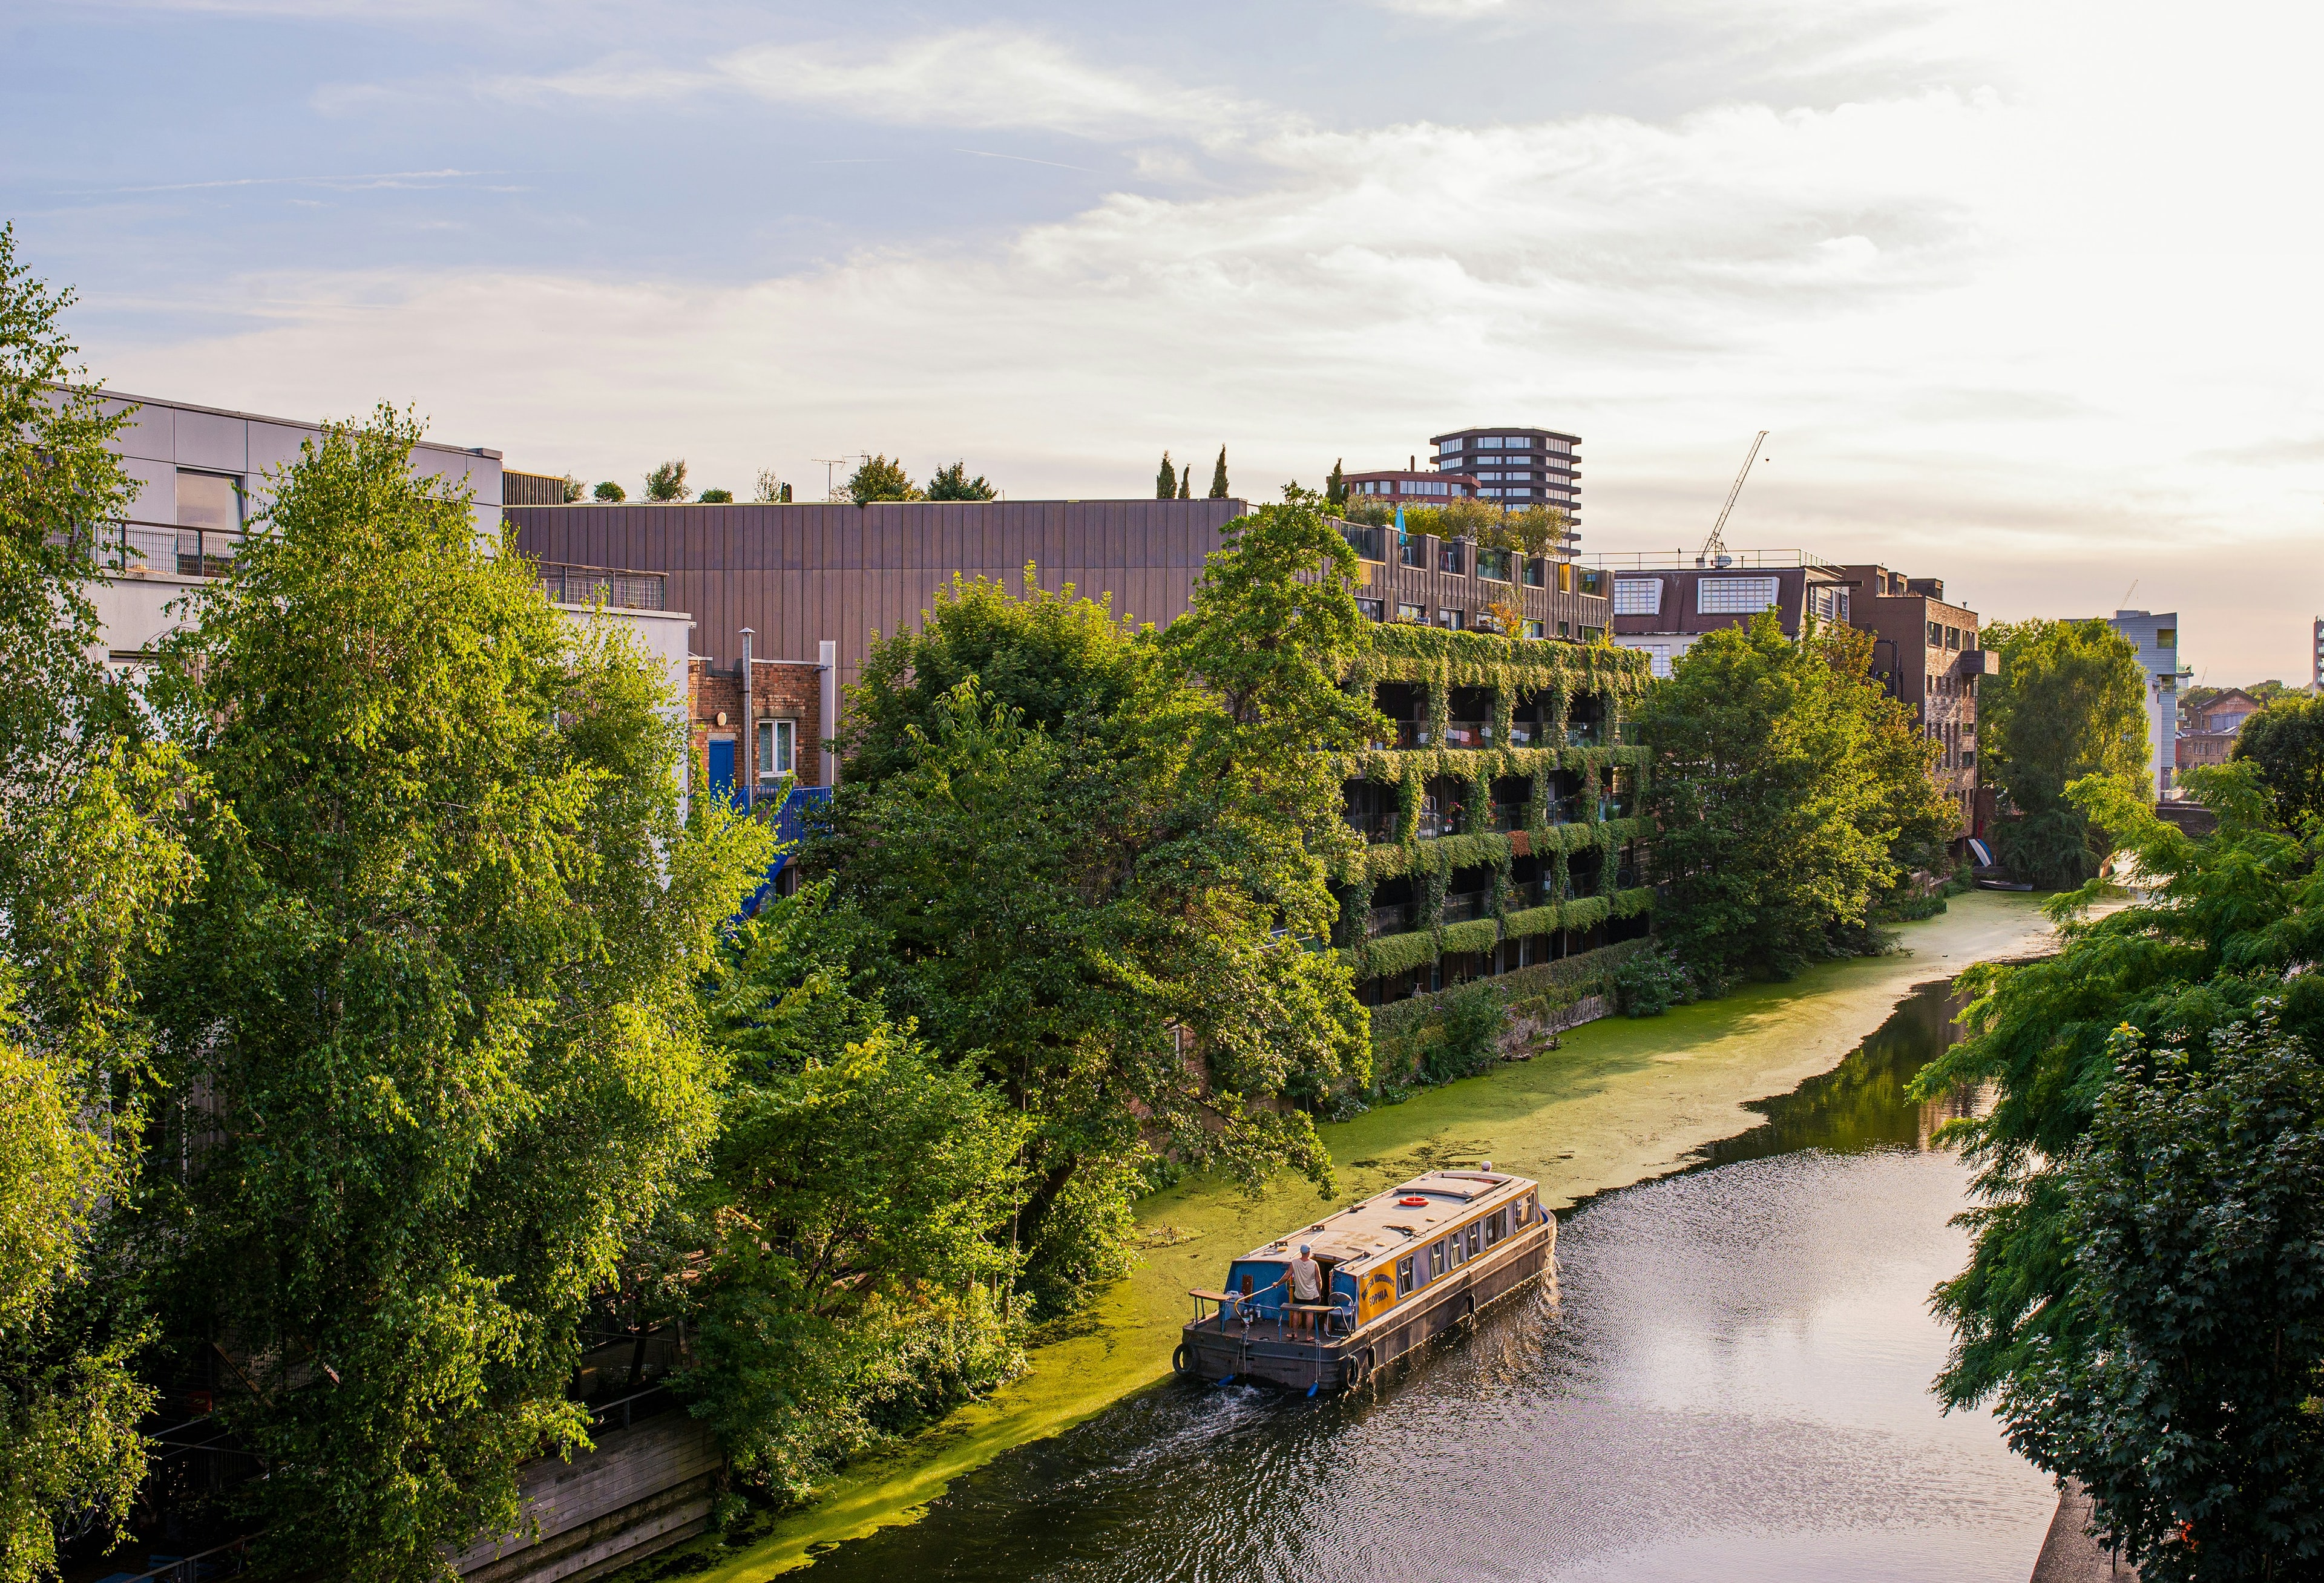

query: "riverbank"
xmin=688 ymin=891 xmax=2058 ymax=1580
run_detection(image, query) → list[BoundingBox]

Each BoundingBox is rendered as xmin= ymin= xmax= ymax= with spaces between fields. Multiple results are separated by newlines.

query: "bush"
xmin=1613 ymin=945 xmax=1694 ymax=1017
xmin=592 ymin=480 xmax=626 ymax=502
xmin=698 ymin=487 xmax=734 ymax=503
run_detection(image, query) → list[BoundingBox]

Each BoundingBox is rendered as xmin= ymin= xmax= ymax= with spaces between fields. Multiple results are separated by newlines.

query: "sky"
xmin=5 ymin=0 xmax=2322 ymax=681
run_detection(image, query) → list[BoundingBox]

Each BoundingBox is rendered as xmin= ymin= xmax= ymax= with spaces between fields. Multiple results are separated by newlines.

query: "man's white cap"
xmin=1299 ymin=1244 xmax=1311 ymax=1254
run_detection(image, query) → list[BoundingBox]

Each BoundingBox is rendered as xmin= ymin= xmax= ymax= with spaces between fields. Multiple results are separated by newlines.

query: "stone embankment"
xmin=2030 ymin=1482 xmax=2138 ymax=1581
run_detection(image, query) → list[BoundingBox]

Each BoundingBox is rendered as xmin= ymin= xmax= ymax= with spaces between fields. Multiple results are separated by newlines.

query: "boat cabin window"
xmin=1485 ymin=1210 xmax=1505 ymax=1247
xmin=1430 ymin=1241 xmax=1445 ymax=1277
xmin=1447 ymin=1231 xmax=1464 ymax=1267
xmin=1397 ymin=1256 xmax=1416 ymax=1297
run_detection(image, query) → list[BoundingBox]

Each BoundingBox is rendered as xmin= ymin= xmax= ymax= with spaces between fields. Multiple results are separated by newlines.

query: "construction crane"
xmin=1697 ymin=430 xmax=1769 ymax=568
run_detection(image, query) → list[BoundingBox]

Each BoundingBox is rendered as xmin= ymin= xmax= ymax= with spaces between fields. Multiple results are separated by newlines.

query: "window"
xmin=176 ymin=471 xmax=241 ymax=529
xmin=1927 ymin=620 xmax=1943 ymax=648
xmin=1524 ymin=558 xmax=1546 ymax=588
xmin=1485 ymin=1210 xmax=1504 ymax=1247
xmin=1466 ymin=1224 xmax=1480 ymax=1258
xmin=1698 ymin=577 xmax=1781 ymax=614
xmin=1430 ymin=1241 xmax=1446 ymax=1277
xmin=1447 ymin=1230 xmax=1464 ymax=1265
xmin=1479 ymin=434 xmax=1505 ymax=449
xmin=1437 ymin=608 xmax=1465 ymax=631
xmin=1396 ymin=602 xmax=1425 ymax=623
xmin=1356 ymin=596 xmax=1384 ymax=621
xmin=757 ymin=718 xmax=795 ymax=780
xmin=2158 ymin=628 xmax=2176 ymax=648
xmin=1516 ymin=1196 xmax=1530 ymax=1224
xmin=1646 ymin=643 xmax=1672 ymax=678
xmin=1946 ymin=626 xmax=1962 ymax=651
xmin=1524 ymin=620 xmax=1545 ymax=640
xmin=1341 ymin=523 xmax=1384 ymax=560
xmin=1612 ymin=578 xmax=1663 ymax=615
xmin=1475 ymin=548 xmax=1512 ymax=582
xmin=1397 ymin=1256 xmax=1415 ymax=1297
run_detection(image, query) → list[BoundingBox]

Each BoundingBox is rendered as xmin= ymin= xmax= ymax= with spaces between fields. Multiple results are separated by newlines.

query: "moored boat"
xmin=1174 ymin=1164 xmax=1553 ymax=1392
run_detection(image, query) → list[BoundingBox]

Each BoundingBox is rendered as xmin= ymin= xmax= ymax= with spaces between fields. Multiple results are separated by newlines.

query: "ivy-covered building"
xmin=1334 ymin=624 xmax=1655 ymax=1003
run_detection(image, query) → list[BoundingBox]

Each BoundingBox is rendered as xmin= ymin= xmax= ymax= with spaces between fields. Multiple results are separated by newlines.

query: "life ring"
xmin=1172 ymin=1342 xmax=1191 ymax=1375
xmin=1398 ymin=1196 xmax=1428 ymax=1207
xmin=1344 ymin=1345 xmax=1376 ymax=1389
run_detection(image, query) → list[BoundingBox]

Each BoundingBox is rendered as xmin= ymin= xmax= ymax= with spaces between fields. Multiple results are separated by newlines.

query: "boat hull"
xmin=1175 ymin=1219 xmax=1554 ymax=1392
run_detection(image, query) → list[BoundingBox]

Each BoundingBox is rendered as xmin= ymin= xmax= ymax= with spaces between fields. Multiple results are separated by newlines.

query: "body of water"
xmin=785 ymin=978 xmax=2055 ymax=1582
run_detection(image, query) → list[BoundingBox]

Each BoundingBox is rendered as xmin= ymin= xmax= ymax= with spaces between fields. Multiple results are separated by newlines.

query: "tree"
xmin=1207 ymin=446 xmax=1229 ymax=499
xmin=815 ymin=493 xmax=1376 ymax=1311
xmin=1640 ymin=609 xmax=1955 ymax=982
xmin=681 ymin=882 xmax=1026 ymax=1498
xmin=847 ymin=455 xmax=919 ymax=505
xmin=643 ymin=459 xmax=691 ymax=502
xmin=559 ymin=474 xmax=584 ymax=503
xmin=2233 ymin=692 xmax=2324 ymax=831
xmin=1177 ymin=465 xmax=1190 ymax=500
xmin=139 ymin=409 xmax=770 ymax=1579
xmin=1325 ymin=459 xmax=1345 ymax=505
xmin=925 ymin=460 xmax=997 ymax=502
xmin=0 ymin=221 xmax=194 ymax=1583
xmin=698 ymin=487 xmax=734 ymax=503
xmin=1911 ymin=764 xmax=2324 ymax=1522
xmin=1155 ymin=451 xmax=1175 ymax=500
xmin=593 ymin=480 xmax=626 ymax=502
xmin=752 ymin=469 xmax=789 ymax=504
xmin=1980 ymin=619 xmax=2148 ymax=888
xmin=1999 ymin=1010 xmax=2324 ymax=1579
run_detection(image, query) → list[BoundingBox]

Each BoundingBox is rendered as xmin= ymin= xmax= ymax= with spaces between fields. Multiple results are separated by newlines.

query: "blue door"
xmin=707 ymin=738 xmax=736 ymax=805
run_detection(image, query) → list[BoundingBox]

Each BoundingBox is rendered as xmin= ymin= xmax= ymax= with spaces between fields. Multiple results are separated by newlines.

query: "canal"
xmin=771 ymin=975 xmax=2055 ymax=1581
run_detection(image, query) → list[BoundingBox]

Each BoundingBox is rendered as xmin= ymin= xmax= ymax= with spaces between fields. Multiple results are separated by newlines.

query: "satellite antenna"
xmin=1697 ymin=431 xmax=1768 ymax=569
xmin=813 ymin=457 xmax=849 ymax=501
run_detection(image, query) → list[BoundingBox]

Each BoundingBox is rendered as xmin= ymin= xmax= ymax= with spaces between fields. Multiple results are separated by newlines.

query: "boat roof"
xmin=1237 ymin=1170 xmax=1537 ymax=1276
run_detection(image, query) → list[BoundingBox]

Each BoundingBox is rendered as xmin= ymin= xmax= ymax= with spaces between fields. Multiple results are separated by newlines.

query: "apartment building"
xmin=1430 ymin=427 xmax=1583 ymax=528
xmin=1834 ymin=565 xmax=1989 ymax=836
xmin=1597 ymin=551 xmax=1854 ymax=678
xmin=509 ymin=499 xmax=1615 ymax=729
xmin=1343 ymin=467 xmax=1477 ymax=503
xmin=2103 ymin=609 xmax=2187 ymax=798
xmin=1336 ymin=626 xmax=1653 ymax=1003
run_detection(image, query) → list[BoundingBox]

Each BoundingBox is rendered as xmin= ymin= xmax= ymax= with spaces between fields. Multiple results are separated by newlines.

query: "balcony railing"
xmin=1504 ymin=722 xmax=1539 ymax=747
xmin=1488 ymin=801 xmax=1523 ymax=832
xmin=1440 ymin=719 xmax=1492 ymax=749
xmin=1439 ymin=891 xmax=1491 ymax=925
xmin=94 ymin=517 xmax=248 ymax=578
xmin=539 ymin=563 xmax=669 ymax=611
xmin=1600 ymin=796 xmax=1633 ymax=820
xmin=1347 ymin=808 xmax=1400 ymax=844
xmin=1366 ymin=902 xmax=1414 ymax=937
xmin=1416 ymin=804 xmax=1468 ymax=840
xmin=1340 ymin=523 xmax=1385 ymax=561
xmin=1564 ymin=723 xmax=1603 ymax=747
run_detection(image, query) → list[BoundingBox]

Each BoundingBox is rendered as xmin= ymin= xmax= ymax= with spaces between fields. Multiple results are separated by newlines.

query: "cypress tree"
xmin=1326 ymin=458 xmax=1345 ymax=505
xmin=1207 ymin=447 xmax=1229 ymax=499
xmin=1178 ymin=465 xmax=1190 ymax=500
xmin=1156 ymin=451 xmax=1175 ymax=500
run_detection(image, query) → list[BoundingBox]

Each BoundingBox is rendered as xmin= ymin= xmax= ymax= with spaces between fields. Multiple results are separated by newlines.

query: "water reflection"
xmin=792 ymin=978 xmax=2051 ymax=1582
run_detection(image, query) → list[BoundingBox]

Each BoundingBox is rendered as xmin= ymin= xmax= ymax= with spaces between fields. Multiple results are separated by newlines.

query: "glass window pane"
xmin=176 ymin=471 xmax=240 ymax=530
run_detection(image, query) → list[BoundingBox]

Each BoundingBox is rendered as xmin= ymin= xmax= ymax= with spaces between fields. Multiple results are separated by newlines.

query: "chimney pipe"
xmin=740 ymin=628 xmax=754 ymax=803
xmin=819 ymin=640 xmax=838 ymax=788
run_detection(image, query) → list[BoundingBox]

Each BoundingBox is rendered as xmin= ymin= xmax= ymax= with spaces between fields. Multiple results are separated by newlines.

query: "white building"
xmin=86 ymin=390 xmax=692 ymax=724
xmin=2104 ymin=609 xmax=2186 ymax=800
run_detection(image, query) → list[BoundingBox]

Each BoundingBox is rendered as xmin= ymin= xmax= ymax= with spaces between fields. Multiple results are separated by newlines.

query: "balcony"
xmin=1347 ymin=808 xmax=1400 ymax=844
xmin=1440 ymin=719 xmax=1492 ymax=749
xmin=1340 ymin=523 xmax=1385 ymax=561
xmin=1504 ymin=722 xmax=1538 ymax=747
xmin=96 ymin=517 xmax=246 ymax=578
xmin=1564 ymin=723 xmax=1603 ymax=748
xmin=1366 ymin=902 xmax=1414 ymax=937
xmin=1487 ymin=801 xmax=1523 ymax=833
xmin=1600 ymin=795 xmax=1633 ymax=820
xmin=1416 ymin=803 xmax=1469 ymax=840
xmin=1439 ymin=891 xmax=1492 ymax=925
xmin=539 ymin=563 xmax=669 ymax=611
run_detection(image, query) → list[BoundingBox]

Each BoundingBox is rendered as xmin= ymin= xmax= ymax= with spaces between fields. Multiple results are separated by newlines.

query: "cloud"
xmin=485 ymin=28 xmax=1271 ymax=142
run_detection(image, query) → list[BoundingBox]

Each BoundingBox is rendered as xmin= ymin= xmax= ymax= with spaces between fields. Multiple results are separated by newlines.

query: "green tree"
xmin=559 ymin=474 xmax=584 ymax=503
xmin=1207 ymin=446 xmax=1229 ymax=499
xmin=847 ymin=454 xmax=919 ymax=504
xmin=2233 ymin=692 xmax=2324 ymax=831
xmin=1641 ymin=609 xmax=1954 ymax=982
xmin=1155 ymin=451 xmax=1175 ymax=500
xmin=816 ymin=494 xmax=1376 ymax=1310
xmin=593 ymin=480 xmax=626 ymax=502
xmin=0 ymin=224 xmax=192 ymax=1583
xmin=643 ymin=458 xmax=691 ymax=502
xmin=682 ymin=881 xmax=1027 ymax=1498
xmin=925 ymin=460 xmax=997 ymax=502
xmin=752 ymin=469 xmax=788 ymax=504
xmin=1177 ymin=464 xmax=1190 ymax=500
xmin=2000 ymin=1010 xmax=2324 ymax=1579
xmin=1912 ymin=765 xmax=2324 ymax=1488
xmin=1325 ymin=458 xmax=1345 ymax=505
xmin=698 ymin=487 xmax=735 ymax=503
xmin=140 ymin=409 xmax=770 ymax=1579
xmin=1980 ymin=619 xmax=2148 ymax=887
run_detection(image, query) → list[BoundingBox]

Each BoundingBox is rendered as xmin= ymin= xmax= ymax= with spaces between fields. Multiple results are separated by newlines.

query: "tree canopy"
xmin=643 ymin=458 xmax=691 ymax=502
xmin=593 ymin=480 xmax=626 ymax=502
xmin=1640 ymin=610 xmax=1955 ymax=982
xmin=1207 ymin=446 xmax=1229 ymax=499
xmin=925 ymin=460 xmax=997 ymax=502
xmin=1155 ymin=451 xmax=1175 ymax=500
xmin=812 ymin=493 xmax=1376 ymax=1310
xmin=1979 ymin=618 xmax=2148 ymax=887
xmin=847 ymin=455 xmax=917 ymax=504
xmin=2233 ymin=692 xmax=2324 ymax=831
xmin=138 ymin=409 xmax=769 ymax=1578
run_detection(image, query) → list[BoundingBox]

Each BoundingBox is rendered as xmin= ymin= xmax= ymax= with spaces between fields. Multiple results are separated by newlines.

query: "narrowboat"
xmin=1174 ymin=1164 xmax=1553 ymax=1392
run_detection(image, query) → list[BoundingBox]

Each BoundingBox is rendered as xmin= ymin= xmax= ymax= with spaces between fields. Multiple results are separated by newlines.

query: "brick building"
xmin=1599 ymin=552 xmax=1854 ymax=677
xmin=686 ymin=652 xmax=829 ymax=802
xmin=2176 ymin=686 xmax=2263 ymax=774
xmin=1834 ymin=565 xmax=1991 ymax=836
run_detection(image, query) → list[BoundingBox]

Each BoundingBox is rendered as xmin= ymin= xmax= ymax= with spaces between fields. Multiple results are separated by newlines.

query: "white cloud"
xmin=487 ymin=28 xmax=1272 ymax=142
xmin=85 ymin=2 xmax=2324 ymax=678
